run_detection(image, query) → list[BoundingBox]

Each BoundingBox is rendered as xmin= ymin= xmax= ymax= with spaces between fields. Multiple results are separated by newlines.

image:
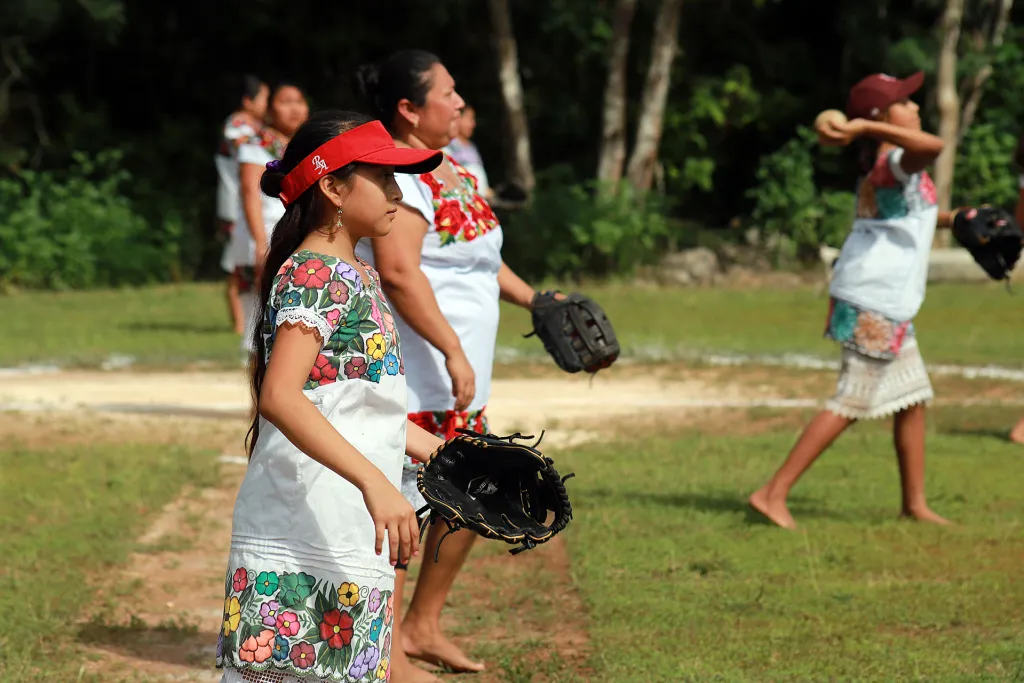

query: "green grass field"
xmin=0 ymin=442 xmax=218 ymax=682
xmin=560 ymin=406 xmax=1024 ymax=682
xmin=4 ymin=281 xmax=1024 ymax=682
xmin=1 ymin=280 xmax=1021 ymax=369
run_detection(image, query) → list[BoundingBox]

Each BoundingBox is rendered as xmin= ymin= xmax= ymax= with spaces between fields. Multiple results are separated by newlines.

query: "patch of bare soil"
xmin=79 ymin=468 xmax=244 ymax=683
xmin=63 ymin=413 xmax=248 ymax=683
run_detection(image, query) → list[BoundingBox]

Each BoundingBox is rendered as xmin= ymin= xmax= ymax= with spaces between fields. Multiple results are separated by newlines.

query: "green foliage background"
xmin=3 ymin=0 xmax=1024 ymax=286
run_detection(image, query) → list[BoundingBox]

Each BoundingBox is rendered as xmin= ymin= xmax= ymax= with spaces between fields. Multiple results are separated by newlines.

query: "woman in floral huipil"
xmin=354 ymin=50 xmax=554 ymax=680
xmin=216 ymin=75 xmax=268 ymax=334
xmin=226 ymin=82 xmax=308 ymax=357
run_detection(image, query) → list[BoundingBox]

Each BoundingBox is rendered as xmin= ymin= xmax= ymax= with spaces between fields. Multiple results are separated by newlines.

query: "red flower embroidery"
xmin=310 ymin=354 xmax=338 ymax=385
xmin=453 ymin=162 xmax=479 ymax=190
xmin=318 ymin=609 xmax=354 ymax=650
xmin=890 ymin=322 xmax=909 ymax=353
xmin=919 ymin=173 xmax=937 ymax=206
xmin=276 ymin=258 xmax=294 ymax=277
xmin=418 ymin=164 xmax=497 ymax=245
xmin=868 ymin=152 xmax=899 ymax=188
xmin=290 ymin=641 xmax=315 ymax=669
xmin=469 ymin=197 xmax=497 ymax=225
xmin=419 ymin=173 xmax=443 ymax=195
xmin=292 ymin=259 xmax=331 ymax=289
xmin=434 ymin=199 xmax=465 ymax=236
xmin=409 ymin=411 xmax=440 ymax=436
xmin=232 ymin=568 xmax=248 ymax=592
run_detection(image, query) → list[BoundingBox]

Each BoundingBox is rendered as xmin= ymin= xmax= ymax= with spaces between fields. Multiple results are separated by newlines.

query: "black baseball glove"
xmin=416 ymin=429 xmax=574 ymax=559
xmin=951 ymin=206 xmax=1024 ymax=281
xmin=525 ymin=291 xmax=620 ymax=374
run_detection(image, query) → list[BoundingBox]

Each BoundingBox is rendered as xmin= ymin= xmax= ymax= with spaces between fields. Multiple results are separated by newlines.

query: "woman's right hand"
xmin=445 ymin=349 xmax=476 ymax=412
xmin=362 ymin=475 xmax=420 ymax=566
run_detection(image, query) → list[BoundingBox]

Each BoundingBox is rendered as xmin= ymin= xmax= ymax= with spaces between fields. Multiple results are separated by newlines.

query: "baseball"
xmin=815 ymin=109 xmax=848 ymax=146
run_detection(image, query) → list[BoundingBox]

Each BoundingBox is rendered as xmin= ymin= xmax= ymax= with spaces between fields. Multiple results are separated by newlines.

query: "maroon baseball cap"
xmin=846 ymin=71 xmax=924 ymax=120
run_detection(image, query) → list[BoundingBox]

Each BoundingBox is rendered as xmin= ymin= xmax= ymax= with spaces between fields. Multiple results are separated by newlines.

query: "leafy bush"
xmin=953 ymin=122 xmax=1018 ymax=211
xmin=0 ymin=150 xmax=178 ymax=290
xmin=500 ymin=166 xmax=673 ymax=282
xmin=746 ymin=127 xmax=854 ymax=262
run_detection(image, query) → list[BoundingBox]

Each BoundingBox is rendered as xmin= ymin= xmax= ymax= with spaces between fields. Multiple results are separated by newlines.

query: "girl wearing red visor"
xmin=216 ymin=110 xmax=449 ymax=683
xmin=751 ymin=72 xmax=976 ymax=530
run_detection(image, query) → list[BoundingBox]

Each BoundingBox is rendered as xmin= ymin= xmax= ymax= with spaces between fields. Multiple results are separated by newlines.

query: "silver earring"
xmin=335 ymin=206 xmax=343 ymax=229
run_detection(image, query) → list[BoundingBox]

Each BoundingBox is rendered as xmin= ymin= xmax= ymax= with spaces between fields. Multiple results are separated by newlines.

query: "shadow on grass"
xmin=940 ymin=426 xmax=1016 ymax=442
xmin=120 ymin=321 xmax=231 ymax=335
xmin=586 ymin=489 xmax=848 ymax=524
xmin=77 ymin=614 xmax=215 ymax=671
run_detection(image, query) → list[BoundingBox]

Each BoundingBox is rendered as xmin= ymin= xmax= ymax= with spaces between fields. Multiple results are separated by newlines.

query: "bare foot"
xmin=1010 ymin=419 xmax=1024 ymax=444
xmin=390 ymin=647 xmax=442 ymax=683
xmin=749 ymin=486 xmax=797 ymax=530
xmin=403 ymin=620 xmax=485 ymax=673
xmin=901 ymin=506 xmax=953 ymax=525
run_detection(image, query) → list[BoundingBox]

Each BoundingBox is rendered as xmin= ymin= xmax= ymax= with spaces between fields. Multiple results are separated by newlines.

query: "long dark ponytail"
xmin=245 ymin=109 xmax=374 ymax=456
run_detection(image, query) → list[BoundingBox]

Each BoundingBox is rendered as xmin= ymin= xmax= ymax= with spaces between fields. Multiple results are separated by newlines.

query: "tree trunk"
xmin=958 ymin=0 xmax=1013 ymax=144
xmin=596 ymin=0 xmax=638 ymax=189
xmin=933 ymin=0 xmax=965 ymax=247
xmin=487 ymin=0 xmax=535 ymax=194
xmin=625 ymin=0 xmax=683 ymax=194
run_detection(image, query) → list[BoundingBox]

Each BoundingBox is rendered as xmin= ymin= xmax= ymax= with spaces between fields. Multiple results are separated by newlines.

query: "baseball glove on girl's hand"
xmin=416 ymin=429 xmax=574 ymax=560
xmin=525 ymin=290 xmax=620 ymax=373
xmin=952 ymin=206 xmax=1024 ymax=281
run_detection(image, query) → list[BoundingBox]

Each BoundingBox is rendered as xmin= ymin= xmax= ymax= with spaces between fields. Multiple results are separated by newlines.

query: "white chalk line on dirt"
xmin=499 ymin=346 xmax=1024 ymax=381
xmin=3 ymin=348 xmax=1024 ymax=381
xmin=2 ymin=396 xmax=1022 ymax=420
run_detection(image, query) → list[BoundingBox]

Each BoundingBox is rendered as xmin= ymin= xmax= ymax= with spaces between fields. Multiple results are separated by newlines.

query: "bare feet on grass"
xmin=389 ymin=648 xmax=442 ymax=683
xmin=403 ymin=619 xmax=485 ymax=673
xmin=1010 ymin=418 xmax=1024 ymax=444
xmin=901 ymin=506 xmax=952 ymax=526
xmin=748 ymin=486 xmax=797 ymax=530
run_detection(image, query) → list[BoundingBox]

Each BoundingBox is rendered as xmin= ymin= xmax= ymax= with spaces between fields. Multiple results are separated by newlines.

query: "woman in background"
xmin=443 ymin=104 xmax=493 ymax=200
xmin=216 ymin=74 xmax=268 ymax=333
xmin=226 ymin=82 xmax=309 ymax=358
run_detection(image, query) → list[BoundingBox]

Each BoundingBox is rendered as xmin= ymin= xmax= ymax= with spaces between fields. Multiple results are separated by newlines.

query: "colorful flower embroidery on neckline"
xmin=856 ymin=150 xmax=938 ymax=220
xmin=419 ymin=158 xmax=499 ymax=246
xmin=264 ymin=250 xmax=403 ymax=390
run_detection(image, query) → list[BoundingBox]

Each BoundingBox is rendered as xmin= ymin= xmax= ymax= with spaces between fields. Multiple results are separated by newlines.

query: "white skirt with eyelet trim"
xmin=825 ymin=337 xmax=934 ymax=420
